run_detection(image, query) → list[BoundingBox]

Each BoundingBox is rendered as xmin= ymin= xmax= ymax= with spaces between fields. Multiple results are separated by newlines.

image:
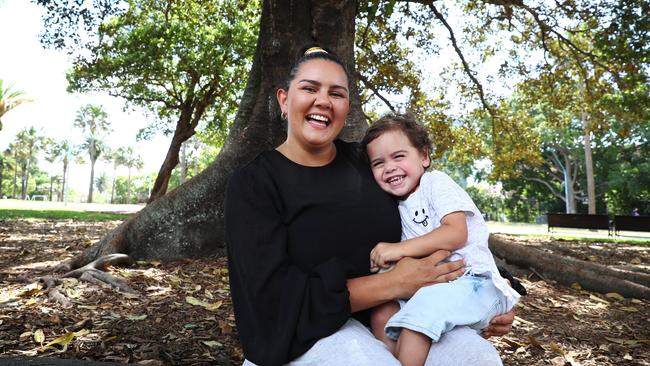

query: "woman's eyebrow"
xmin=298 ymin=79 xmax=349 ymax=92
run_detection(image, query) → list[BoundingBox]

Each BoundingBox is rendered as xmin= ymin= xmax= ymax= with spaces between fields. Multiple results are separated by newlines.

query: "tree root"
xmin=39 ymin=275 xmax=72 ymax=308
xmin=37 ymin=254 xmax=138 ymax=307
xmin=489 ymin=234 xmax=650 ymax=300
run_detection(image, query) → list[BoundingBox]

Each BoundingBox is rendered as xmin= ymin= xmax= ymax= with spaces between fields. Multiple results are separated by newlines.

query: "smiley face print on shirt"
xmin=412 ymin=208 xmax=429 ymax=227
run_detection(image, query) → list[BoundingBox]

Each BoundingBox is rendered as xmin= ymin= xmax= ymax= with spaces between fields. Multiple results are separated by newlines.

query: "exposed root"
xmin=79 ymin=269 xmax=138 ymax=294
xmin=39 ymin=275 xmax=72 ymax=308
xmin=62 ymin=254 xmax=135 ymax=279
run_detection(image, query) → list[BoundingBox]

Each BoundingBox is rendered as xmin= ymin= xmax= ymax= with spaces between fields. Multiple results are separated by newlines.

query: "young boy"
xmin=362 ymin=113 xmax=520 ymax=366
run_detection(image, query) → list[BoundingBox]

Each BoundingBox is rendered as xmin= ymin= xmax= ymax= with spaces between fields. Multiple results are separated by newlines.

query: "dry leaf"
xmin=19 ymin=283 xmax=42 ymax=298
xmin=65 ymin=288 xmax=81 ymax=299
xmin=548 ymin=341 xmax=564 ymax=355
xmin=19 ymin=331 xmax=32 ymax=339
xmin=605 ymin=293 xmax=624 ymax=301
xmin=202 ymin=340 xmax=223 ymax=348
xmin=589 ymin=294 xmax=609 ymax=304
xmin=620 ymin=306 xmax=638 ymax=313
xmin=526 ymin=335 xmax=545 ymax=350
xmin=33 ymin=329 xmax=45 ymax=346
xmin=126 ymin=314 xmax=148 ymax=321
xmin=186 ymin=296 xmax=222 ymax=312
xmin=41 ymin=329 xmax=89 ymax=353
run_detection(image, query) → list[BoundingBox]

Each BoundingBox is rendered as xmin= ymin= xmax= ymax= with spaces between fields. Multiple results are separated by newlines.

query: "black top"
xmin=225 ymin=140 xmax=401 ymax=365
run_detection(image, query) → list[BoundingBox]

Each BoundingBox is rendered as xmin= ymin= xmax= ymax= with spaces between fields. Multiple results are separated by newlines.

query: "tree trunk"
xmin=12 ymin=150 xmax=18 ymax=198
xmin=180 ymin=142 xmax=188 ymax=185
xmin=88 ymin=158 xmax=96 ymax=203
xmin=582 ymin=112 xmax=596 ymax=214
xmin=126 ymin=167 xmax=132 ymax=203
xmin=110 ymin=166 xmax=116 ymax=204
xmin=489 ymin=235 xmax=650 ymax=300
xmin=60 ymin=0 xmax=364 ymax=270
xmin=61 ymin=161 xmax=68 ymax=202
xmin=147 ymin=129 xmax=187 ymax=203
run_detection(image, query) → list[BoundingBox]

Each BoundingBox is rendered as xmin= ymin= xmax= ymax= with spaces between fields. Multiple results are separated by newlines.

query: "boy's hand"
xmin=370 ymin=242 xmax=403 ymax=270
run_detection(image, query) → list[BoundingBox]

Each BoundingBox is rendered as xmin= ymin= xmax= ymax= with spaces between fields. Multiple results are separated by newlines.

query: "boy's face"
xmin=366 ymin=129 xmax=430 ymax=199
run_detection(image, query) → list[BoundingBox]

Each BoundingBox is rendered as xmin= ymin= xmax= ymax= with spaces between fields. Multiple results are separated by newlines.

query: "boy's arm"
xmin=399 ymin=211 xmax=468 ymax=257
xmin=370 ymin=211 xmax=468 ymax=269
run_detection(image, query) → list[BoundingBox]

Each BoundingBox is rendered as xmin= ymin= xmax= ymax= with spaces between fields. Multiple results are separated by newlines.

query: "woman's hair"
xmin=282 ymin=46 xmax=351 ymax=90
xmin=361 ymin=112 xmax=432 ymax=156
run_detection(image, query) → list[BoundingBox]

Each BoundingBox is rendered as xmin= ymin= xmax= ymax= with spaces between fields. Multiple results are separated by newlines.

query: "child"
xmin=361 ymin=113 xmax=520 ymax=366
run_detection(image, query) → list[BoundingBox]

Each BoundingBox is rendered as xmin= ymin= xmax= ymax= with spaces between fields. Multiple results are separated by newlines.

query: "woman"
xmin=225 ymin=47 xmax=514 ymax=366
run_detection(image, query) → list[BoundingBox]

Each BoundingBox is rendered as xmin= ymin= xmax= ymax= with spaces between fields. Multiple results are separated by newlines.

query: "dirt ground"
xmin=0 ymin=220 xmax=649 ymax=366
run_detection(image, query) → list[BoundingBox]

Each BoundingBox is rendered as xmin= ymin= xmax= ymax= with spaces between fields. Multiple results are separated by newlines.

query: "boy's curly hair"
xmin=361 ymin=112 xmax=432 ymax=157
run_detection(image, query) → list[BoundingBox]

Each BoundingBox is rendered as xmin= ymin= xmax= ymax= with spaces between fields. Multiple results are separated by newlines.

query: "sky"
xmin=0 ymin=0 xmax=169 ymax=197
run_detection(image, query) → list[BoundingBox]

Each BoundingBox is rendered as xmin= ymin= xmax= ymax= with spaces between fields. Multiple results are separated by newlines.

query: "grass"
xmin=0 ymin=209 xmax=130 ymax=221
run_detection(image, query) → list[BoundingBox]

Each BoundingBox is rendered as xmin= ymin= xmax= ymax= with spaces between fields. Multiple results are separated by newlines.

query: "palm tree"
xmin=45 ymin=139 xmax=73 ymax=202
xmin=120 ymin=147 xmax=144 ymax=203
xmin=106 ymin=147 xmax=126 ymax=204
xmin=0 ymin=79 xmax=32 ymax=131
xmin=14 ymin=127 xmax=45 ymax=199
xmin=74 ymin=104 xmax=111 ymax=203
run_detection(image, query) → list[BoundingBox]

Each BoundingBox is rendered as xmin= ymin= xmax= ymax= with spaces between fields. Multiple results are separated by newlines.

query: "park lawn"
xmin=0 ymin=209 xmax=130 ymax=221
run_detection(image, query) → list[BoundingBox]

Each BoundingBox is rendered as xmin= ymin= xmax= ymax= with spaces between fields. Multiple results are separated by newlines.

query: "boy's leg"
xmin=395 ymin=328 xmax=430 ymax=366
xmin=370 ymin=301 xmax=400 ymax=354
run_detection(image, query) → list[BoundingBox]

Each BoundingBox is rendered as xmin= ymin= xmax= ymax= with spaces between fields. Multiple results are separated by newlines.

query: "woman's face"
xmin=277 ymin=59 xmax=350 ymax=150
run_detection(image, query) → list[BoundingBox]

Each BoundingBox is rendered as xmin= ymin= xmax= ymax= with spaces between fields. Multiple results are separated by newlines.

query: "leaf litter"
xmin=1 ymin=220 xmax=649 ymax=365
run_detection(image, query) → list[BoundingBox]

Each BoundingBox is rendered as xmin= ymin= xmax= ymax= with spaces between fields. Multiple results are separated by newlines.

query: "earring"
xmin=281 ymin=111 xmax=287 ymax=120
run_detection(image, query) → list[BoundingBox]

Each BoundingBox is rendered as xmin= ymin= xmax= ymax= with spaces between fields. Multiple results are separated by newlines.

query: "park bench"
xmin=547 ymin=213 xmax=612 ymax=236
xmin=613 ymin=215 xmax=650 ymax=236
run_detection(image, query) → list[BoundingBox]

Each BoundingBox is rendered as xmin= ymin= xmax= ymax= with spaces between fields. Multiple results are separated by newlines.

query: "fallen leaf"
xmin=19 ymin=331 xmax=32 ymax=339
xmin=605 ymin=293 xmax=624 ymax=301
xmin=126 ymin=314 xmax=147 ymax=321
xmin=19 ymin=283 xmax=42 ymax=298
xmin=620 ymin=306 xmax=638 ymax=312
xmin=548 ymin=341 xmax=564 ymax=355
xmin=624 ymin=353 xmax=633 ymax=360
xmin=202 ymin=340 xmax=223 ymax=348
xmin=526 ymin=335 xmax=545 ymax=350
xmin=186 ymin=296 xmax=223 ymax=311
xmin=589 ymin=294 xmax=609 ymax=304
xmin=65 ymin=288 xmax=81 ymax=299
xmin=33 ymin=329 xmax=45 ymax=346
xmin=41 ymin=329 xmax=89 ymax=353
xmin=549 ymin=356 xmax=565 ymax=366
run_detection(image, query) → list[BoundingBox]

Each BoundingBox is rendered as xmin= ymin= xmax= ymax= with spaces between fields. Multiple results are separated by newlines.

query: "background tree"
xmin=74 ymin=104 xmax=110 ymax=203
xmin=35 ymin=1 xmax=649 ymax=272
xmin=45 ymin=139 xmax=72 ymax=202
xmin=66 ymin=0 xmax=259 ymax=203
xmin=13 ymin=127 xmax=45 ymax=199
xmin=0 ymin=79 xmax=32 ymax=131
xmin=119 ymin=146 xmax=144 ymax=204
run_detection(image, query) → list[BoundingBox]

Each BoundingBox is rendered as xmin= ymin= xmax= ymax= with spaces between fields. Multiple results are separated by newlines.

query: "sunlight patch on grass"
xmin=0 ymin=209 xmax=129 ymax=221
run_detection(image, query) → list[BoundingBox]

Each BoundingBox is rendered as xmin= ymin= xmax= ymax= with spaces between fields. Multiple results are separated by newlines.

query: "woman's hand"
xmin=389 ymin=250 xmax=464 ymax=299
xmin=481 ymin=309 xmax=515 ymax=338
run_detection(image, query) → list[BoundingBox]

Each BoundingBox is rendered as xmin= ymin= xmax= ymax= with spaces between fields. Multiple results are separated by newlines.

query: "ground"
xmin=1 ymin=220 xmax=649 ymax=366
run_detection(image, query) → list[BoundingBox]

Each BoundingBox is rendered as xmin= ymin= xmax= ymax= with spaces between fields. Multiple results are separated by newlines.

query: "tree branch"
xmin=356 ymin=71 xmax=398 ymax=113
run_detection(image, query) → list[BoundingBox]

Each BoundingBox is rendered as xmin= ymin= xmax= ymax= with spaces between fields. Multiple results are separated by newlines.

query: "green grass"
xmin=503 ymin=232 xmax=650 ymax=245
xmin=0 ymin=209 xmax=130 ymax=221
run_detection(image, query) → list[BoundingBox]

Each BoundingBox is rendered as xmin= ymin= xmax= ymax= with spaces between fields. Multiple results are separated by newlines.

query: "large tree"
xmin=64 ymin=0 xmax=258 ymax=203
xmin=36 ymin=0 xmax=648 ymax=272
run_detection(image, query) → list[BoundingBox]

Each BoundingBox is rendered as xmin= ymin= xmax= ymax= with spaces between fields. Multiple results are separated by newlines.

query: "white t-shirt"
xmin=398 ymin=170 xmax=520 ymax=310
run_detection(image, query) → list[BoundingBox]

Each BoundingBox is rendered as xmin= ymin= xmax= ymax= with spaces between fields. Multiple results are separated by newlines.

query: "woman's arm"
xmin=349 ymin=250 xmax=465 ymax=312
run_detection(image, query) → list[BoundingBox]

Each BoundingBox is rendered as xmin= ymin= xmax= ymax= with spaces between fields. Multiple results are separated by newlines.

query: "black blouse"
xmin=225 ymin=140 xmax=401 ymax=365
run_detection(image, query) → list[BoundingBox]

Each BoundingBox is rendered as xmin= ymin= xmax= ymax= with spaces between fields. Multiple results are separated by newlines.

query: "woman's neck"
xmin=276 ymin=140 xmax=337 ymax=167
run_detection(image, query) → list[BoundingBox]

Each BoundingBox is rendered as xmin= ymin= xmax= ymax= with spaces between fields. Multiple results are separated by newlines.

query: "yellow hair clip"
xmin=304 ymin=46 xmax=328 ymax=55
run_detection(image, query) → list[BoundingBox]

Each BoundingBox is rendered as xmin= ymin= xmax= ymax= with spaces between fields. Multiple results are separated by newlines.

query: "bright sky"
xmin=0 ymin=0 xmax=169 ymax=196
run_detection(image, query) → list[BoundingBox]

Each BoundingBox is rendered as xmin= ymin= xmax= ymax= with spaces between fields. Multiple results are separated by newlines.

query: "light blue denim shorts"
xmin=385 ymin=275 xmax=507 ymax=342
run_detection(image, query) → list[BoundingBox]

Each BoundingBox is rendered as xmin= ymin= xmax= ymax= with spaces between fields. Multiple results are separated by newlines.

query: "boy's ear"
xmin=422 ymin=150 xmax=431 ymax=168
